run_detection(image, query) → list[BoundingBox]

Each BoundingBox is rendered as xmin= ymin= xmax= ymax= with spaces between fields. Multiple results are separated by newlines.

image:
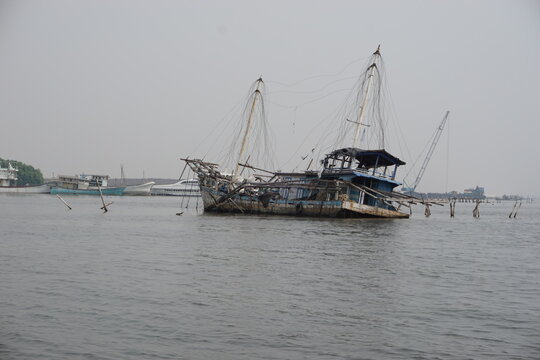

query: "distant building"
xmin=464 ymin=186 xmax=485 ymax=197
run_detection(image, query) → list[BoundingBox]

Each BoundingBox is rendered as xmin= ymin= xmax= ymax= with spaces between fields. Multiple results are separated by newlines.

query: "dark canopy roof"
xmin=326 ymin=148 xmax=406 ymax=168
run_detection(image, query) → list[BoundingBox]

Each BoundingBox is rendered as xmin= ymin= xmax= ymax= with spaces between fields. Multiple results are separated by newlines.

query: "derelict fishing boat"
xmin=184 ymin=47 xmax=417 ymax=218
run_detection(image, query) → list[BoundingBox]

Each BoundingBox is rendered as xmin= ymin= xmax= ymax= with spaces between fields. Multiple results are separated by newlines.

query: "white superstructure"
xmin=0 ymin=162 xmax=50 ymax=193
xmin=0 ymin=163 xmax=18 ymax=186
xmin=150 ymin=179 xmax=200 ymax=196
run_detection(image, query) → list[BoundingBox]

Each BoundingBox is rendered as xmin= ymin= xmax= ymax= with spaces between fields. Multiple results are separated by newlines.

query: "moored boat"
xmin=50 ymin=174 xmax=125 ymax=195
xmin=123 ymin=182 xmax=155 ymax=196
xmin=0 ymin=184 xmax=51 ymax=194
xmin=0 ymin=162 xmax=49 ymax=193
xmin=150 ymin=179 xmax=200 ymax=196
xmin=50 ymin=187 xmax=125 ymax=195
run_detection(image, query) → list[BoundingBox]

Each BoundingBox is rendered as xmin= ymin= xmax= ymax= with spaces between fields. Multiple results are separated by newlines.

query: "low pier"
xmin=404 ymin=186 xmax=487 ymax=203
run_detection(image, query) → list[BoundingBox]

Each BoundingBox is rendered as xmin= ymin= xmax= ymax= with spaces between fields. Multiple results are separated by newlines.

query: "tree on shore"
xmin=0 ymin=158 xmax=44 ymax=185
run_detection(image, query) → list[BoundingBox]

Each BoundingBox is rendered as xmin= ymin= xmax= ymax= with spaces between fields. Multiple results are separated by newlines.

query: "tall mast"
xmin=233 ymin=78 xmax=263 ymax=179
xmin=352 ymin=45 xmax=380 ymax=148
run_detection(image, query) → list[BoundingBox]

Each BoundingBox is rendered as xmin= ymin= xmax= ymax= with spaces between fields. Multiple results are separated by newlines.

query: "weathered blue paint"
xmin=351 ymin=171 xmax=402 ymax=185
xmin=50 ymin=187 xmax=125 ymax=195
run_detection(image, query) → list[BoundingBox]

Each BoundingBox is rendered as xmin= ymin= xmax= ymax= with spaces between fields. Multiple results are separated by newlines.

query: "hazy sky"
xmin=1 ymin=0 xmax=539 ymax=196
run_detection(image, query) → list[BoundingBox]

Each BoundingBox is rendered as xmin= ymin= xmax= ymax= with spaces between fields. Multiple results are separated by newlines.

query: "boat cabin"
xmin=55 ymin=174 xmax=109 ymax=190
xmin=322 ymin=148 xmax=405 ymax=180
xmin=79 ymin=174 xmax=108 ymax=187
xmin=0 ymin=163 xmax=18 ymax=186
xmin=322 ymin=148 xmax=406 ymax=208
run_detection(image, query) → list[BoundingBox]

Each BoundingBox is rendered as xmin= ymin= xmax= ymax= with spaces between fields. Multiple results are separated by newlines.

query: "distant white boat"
xmin=0 ymin=184 xmax=51 ymax=194
xmin=150 ymin=179 xmax=200 ymax=196
xmin=0 ymin=162 xmax=50 ymax=193
xmin=123 ymin=181 xmax=155 ymax=196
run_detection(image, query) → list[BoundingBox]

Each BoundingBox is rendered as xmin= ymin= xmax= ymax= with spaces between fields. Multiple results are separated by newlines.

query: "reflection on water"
xmin=1 ymin=195 xmax=539 ymax=359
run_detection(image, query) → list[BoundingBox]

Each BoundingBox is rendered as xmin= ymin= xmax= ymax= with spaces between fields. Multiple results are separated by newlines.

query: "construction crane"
xmin=402 ymin=111 xmax=450 ymax=192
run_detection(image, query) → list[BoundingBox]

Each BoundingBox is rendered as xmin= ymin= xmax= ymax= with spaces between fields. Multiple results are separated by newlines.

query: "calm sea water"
xmin=1 ymin=194 xmax=539 ymax=359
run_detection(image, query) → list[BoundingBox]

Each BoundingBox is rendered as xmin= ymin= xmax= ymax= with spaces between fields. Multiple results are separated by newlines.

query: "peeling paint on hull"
xmin=201 ymin=187 xmax=409 ymax=219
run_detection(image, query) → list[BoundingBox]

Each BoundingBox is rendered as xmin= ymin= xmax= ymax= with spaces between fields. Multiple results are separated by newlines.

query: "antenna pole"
xmin=120 ymin=164 xmax=125 ymax=185
xmin=233 ymin=78 xmax=263 ymax=180
xmin=352 ymin=46 xmax=380 ymax=148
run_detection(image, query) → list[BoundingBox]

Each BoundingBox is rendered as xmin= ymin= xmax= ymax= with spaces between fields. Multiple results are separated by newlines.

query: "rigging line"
xmin=213 ymin=82 xmax=265 ymax=166
xmin=279 ymin=88 xmax=354 ymax=169
xmin=282 ymin=53 xmax=383 ymax=170
xmin=292 ymin=125 xmax=344 ymax=171
xmin=386 ymin=94 xmax=410 ymax=158
xmin=185 ymin=168 xmax=193 ymax=208
xmin=266 ymin=55 xmax=370 ymax=88
xmin=291 ymin=107 xmax=350 ymax=171
xmin=222 ymin=80 xmax=276 ymax=174
xmin=245 ymin=100 xmax=276 ymax=172
xmin=327 ymin=76 xmax=367 ymax=149
xmin=367 ymin=65 xmax=385 ymax=149
xmin=293 ymin=106 xmax=297 ymax=133
xmin=402 ymin=127 xmax=437 ymax=183
xmin=220 ymin=81 xmax=265 ymax=165
xmin=265 ymin=88 xmax=352 ymax=110
xmin=380 ymin=60 xmax=413 ymax=163
xmin=267 ymin=76 xmax=359 ymax=95
xmin=263 ymin=107 xmax=278 ymax=169
xmin=193 ymin=96 xmax=245 ymax=159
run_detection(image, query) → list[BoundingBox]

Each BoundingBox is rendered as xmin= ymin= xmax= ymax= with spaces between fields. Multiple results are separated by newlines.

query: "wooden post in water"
xmin=449 ymin=198 xmax=456 ymax=218
xmin=96 ymin=179 xmax=108 ymax=213
xmin=472 ymin=199 xmax=480 ymax=218
xmin=509 ymin=201 xmax=522 ymax=218
xmin=514 ymin=201 xmax=522 ymax=218
xmin=509 ymin=201 xmax=517 ymax=218
xmin=100 ymin=201 xmax=114 ymax=210
xmin=423 ymin=200 xmax=431 ymax=217
xmin=56 ymin=194 xmax=72 ymax=210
